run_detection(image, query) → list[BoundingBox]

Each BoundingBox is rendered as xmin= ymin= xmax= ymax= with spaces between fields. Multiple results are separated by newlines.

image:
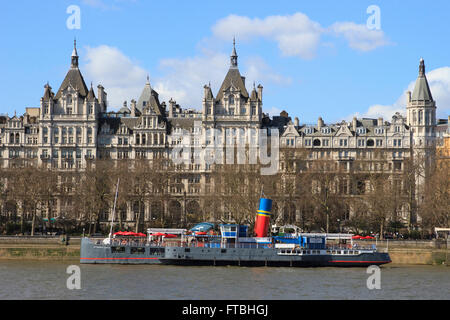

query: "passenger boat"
xmin=158 ymin=198 xmax=391 ymax=267
xmin=80 ymin=196 xmax=391 ymax=267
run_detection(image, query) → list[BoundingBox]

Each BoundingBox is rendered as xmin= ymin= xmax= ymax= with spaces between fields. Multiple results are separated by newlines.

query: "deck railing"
xmin=86 ymin=238 xmax=378 ymax=251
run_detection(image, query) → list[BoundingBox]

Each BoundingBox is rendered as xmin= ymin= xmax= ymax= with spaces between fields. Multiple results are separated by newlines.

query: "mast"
xmin=109 ymin=178 xmax=120 ymax=239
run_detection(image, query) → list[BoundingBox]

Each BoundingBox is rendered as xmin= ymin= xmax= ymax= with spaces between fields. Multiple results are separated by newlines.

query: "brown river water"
xmin=0 ymin=261 xmax=448 ymax=300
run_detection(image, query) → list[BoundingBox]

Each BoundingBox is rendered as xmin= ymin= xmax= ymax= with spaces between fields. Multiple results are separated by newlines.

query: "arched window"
xmin=15 ymin=133 xmax=20 ymax=144
xmin=367 ymin=139 xmax=374 ymax=147
xmin=313 ymin=139 xmax=321 ymax=147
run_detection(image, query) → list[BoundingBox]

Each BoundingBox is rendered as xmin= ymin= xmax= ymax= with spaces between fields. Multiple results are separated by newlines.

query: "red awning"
xmin=352 ymin=235 xmax=362 ymax=239
xmin=114 ymin=231 xmax=146 ymax=237
xmin=151 ymin=232 xmax=166 ymax=237
xmin=362 ymin=235 xmax=375 ymax=239
xmin=195 ymin=232 xmax=207 ymax=235
xmin=164 ymin=234 xmax=177 ymax=238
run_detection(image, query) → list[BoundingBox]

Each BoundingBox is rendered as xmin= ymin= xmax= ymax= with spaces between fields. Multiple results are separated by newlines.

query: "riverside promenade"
xmin=0 ymin=236 xmax=448 ymax=265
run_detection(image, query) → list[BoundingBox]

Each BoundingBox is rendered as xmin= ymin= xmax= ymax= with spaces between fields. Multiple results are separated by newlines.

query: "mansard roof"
xmin=137 ymin=76 xmax=165 ymax=115
xmin=170 ymin=118 xmax=197 ymax=130
xmin=216 ymin=68 xmax=249 ymax=101
xmin=55 ymin=67 xmax=89 ymax=99
xmin=55 ymin=41 xmax=89 ymax=99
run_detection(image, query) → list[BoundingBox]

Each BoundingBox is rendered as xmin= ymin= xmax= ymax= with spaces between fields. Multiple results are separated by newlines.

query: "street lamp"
xmin=183 ymin=190 xmax=187 ymax=225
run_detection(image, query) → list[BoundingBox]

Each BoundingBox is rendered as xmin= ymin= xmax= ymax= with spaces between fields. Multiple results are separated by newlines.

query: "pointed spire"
xmin=230 ymin=37 xmax=238 ymax=68
xmin=419 ymin=57 xmax=425 ymax=76
xmin=71 ymin=38 xmax=79 ymax=68
xmin=411 ymin=58 xmax=433 ymax=102
xmin=72 ymin=38 xmax=78 ymax=57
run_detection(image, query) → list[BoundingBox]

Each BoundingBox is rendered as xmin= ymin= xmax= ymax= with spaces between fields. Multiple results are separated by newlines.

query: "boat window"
xmin=344 ymin=251 xmax=348 ymax=255
xmin=327 ymin=250 xmax=331 ymax=254
xmin=306 ymin=250 xmax=310 ymax=254
xmin=131 ymin=247 xmax=145 ymax=254
xmin=332 ymin=250 xmax=336 ymax=254
xmin=111 ymin=246 xmax=125 ymax=254
xmin=150 ymin=248 xmax=164 ymax=255
xmin=185 ymin=248 xmax=190 ymax=253
xmin=221 ymin=249 xmax=227 ymax=253
xmin=337 ymin=251 xmax=341 ymax=254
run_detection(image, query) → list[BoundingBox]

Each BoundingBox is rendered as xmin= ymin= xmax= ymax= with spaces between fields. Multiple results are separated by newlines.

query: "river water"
xmin=0 ymin=261 xmax=448 ymax=300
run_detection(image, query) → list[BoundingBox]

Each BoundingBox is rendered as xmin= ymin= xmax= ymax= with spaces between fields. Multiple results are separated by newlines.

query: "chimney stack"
xmin=377 ymin=117 xmax=383 ymax=126
xmin=131 ymin=99 xmax=136 ymax=117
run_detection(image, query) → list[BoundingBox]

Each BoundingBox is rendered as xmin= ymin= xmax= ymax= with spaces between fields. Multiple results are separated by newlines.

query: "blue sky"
xmin=1 ymin=0 xmax=449 ymax=123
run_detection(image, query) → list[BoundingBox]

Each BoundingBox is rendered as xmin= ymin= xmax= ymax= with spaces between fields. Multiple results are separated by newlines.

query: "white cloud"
xmin=83 ymin=45 xmax=148 ymax=110
xmin=353 ymin=66 xmax=450 ymax=120
xmin=330 ymin=22 xmax=392 ymax=52
xmin=211 ymin=13 xmax=391 ymax=59
xmin=81 ymin=45 xmax=289 ymax=111
xmin=212 ymin=13 xmax=323 ymax=60
xmin=154 ymin=51 xmax=291 ymax=109
xmin=153 ymin=51 xmax=229 ymax=108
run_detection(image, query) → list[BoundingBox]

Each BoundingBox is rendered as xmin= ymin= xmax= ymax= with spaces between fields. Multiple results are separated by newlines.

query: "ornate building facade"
xmin=0 ymin=40 xmax=447 ymax=231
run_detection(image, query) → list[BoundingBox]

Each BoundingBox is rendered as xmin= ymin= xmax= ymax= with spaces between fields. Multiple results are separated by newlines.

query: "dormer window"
xmin=374 ymin=128 xmax=384 ymax=134
xmin=67 ymin=95 xmax=73 ymax=104
xmin=304 ymin=128 xmax=313 ymax=134
xmin=356 ymin=128 xmax=366 ymax=134
xmin=321 ymin=127 xmax=331 ymax=134
xmin=229 ymin=95 xmax=235 ymax=105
